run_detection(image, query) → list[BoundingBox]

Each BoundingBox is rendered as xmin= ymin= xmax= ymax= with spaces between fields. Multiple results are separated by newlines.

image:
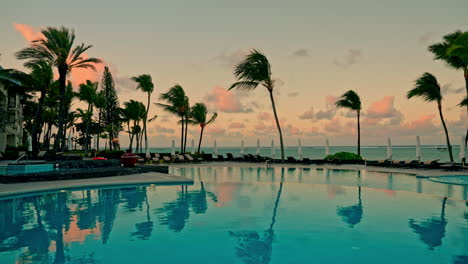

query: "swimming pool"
xmin=0 ymin=167 xmax=466 ymax=263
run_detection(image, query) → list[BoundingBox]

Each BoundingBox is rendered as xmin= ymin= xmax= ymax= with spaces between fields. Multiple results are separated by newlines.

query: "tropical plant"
xmin=16 ymin=26 xmax=102 ymax=151
xmin=156 ymin=84 xmax=189 ymax=153
xmin=187 ymin=103 xmax=217 ymax=154
xmin=77 ymin=80 xmax=99 ymax=155
xmin=101 ymin=67 xmax=120 ymax=150
xmin=407 ymin=73 xmax=454 ymax=162
xmin=429 ymin=30 xmax=468 ymax=144
xmin=325 ymin=152 xmax=362 ymax=161
xmin=335 ymin=90 xmax=362 ymax=155
xmin=131 ymin=74 xmax=154 ymax=154
xmin=229 ymin=49 xmax=285 ymax=162
xmin=94 ymin=90 xmax=106 ymax=150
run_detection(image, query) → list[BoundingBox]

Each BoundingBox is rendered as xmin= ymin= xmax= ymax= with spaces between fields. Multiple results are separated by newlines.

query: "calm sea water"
xmin=0 ymin=167 xmax=467 ymax=264
xmin=149 ymin=145 xmax=464 ymax=162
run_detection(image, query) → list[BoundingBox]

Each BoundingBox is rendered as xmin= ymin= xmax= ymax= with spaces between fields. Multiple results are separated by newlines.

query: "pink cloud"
xmin=229 ymin=122 xmax=245 ymax=129
xmin=13 ymin=23 xmax=104 ymax=87
xmin=205 ymin=126 xmax=226 ymax=136
xmin=299 ymin=107 xmax=314 ymax=120
xmin=401 ymin=114 xmax=436 ymax=132
xmin=204 ymin=86 xmax=253 ymax=113
xmin=366 ymin=96 xmax=399 ymax=118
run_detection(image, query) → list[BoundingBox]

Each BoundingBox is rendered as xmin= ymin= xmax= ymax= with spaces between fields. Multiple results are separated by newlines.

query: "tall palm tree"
xmin=16 ymin=26 xmax=102 ymax=151
xmin=407 ymin=73 xmax=454 ymax=162
xmin=230 ymin=49 xmax=285 ymax=162
xmin=78 ymin=80 xmax=99 ymax=155
xmin=429 ymin=30 xmax=468 ymax=144
xmin=187 ymin=103 xmax=217 ymax=155
xmin=122 ymin=100 xmax=146 ymax=151
xmin=156 ymin=84 xmax=189 ymax=153
xmin=131 ymin=74 xmax=154 ymax=153
xmin=335 ymin=90 xmax=362 ymax=156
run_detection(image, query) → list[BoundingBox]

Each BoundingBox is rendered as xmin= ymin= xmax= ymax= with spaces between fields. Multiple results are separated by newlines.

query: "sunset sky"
xmin=1 ymin=0 xmax=466 ymax=147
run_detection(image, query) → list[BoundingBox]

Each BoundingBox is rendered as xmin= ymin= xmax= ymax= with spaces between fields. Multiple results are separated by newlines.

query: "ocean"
xmin=147 ymin=145 xmax=464 ymax=162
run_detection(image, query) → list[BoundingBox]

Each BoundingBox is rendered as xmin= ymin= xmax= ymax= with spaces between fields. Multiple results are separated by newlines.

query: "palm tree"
xmin=335 ymin=90 xmax=362 ymax=156
xmin=78 ymin=80 xmax=99 ymax=155
xmin=16 ymin=26 xmax=102 ymax=151
xmin=429 ymin=30 xmax=468 ymax=144
xmin=230 ymin=49 xmax=285 ymax=162
xmin=156 ymin=84 xmax=189 ymax=153
xmin=94 ymin=90 xmax=106 ymax=151
xmin=460 ymin=96 xmax=468 ymax=107
xmin=187 ymin=103 xmax=217 ymax=155
xmin=122 ymin=100 xmax=146 ymax=151
xmin=407 ymin=73 xmax=454 ymax=162
xmin=131 ymin=74 xmax=154 ymax=153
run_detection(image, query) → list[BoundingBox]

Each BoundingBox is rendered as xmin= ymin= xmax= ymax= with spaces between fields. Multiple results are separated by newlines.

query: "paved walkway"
xmin=0 ymin=172 xmax=193 ymax=197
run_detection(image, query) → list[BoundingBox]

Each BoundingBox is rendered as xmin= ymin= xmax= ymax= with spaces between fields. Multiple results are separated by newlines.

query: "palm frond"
xmin=407 ymin=72 xmax=442 ymax=102
xmin=335 ymin=90 xmax=361 ymax=111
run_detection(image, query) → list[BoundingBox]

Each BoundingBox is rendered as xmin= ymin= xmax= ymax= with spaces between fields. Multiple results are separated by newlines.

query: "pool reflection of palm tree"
xmin=409 ymin=197 xmax=448 ymax=250
xmin=229 ymin=173 xmax=284 ymax=264
xmin=337 ymin=186 xmax=363 ymax=228
xmin=131 ymin=189 xmax=154 ymax=240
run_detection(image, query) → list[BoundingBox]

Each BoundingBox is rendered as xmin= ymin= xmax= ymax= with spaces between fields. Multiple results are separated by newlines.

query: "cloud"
xmin=418 ymin=32 xmax=436 ymax=46
xmin=205 ymin=126 xmax=226 ymax=136
xmin=287 ymin=92 xmax=299 ymax=97
xmin=228 ymin=122 xmax=245 ymax=129
xmin=366 ymin=96 xmax=400 ymax=119
xmin=213 ymin=49 xmax=248 ymax=69
xmin=333 ymin=49 xmax=363 ymax=69
xmin=299 ymin=107 xmax=315 ymax=120
xmin=13 ymin=23 xmax=104 ymax=87
xmin=292 ymin=49 xmax=309 ymax=57
xmin=442 ymin=82 xmax=465 ymax=95
xmin=204 ymin=86 xmax=254 ymax=113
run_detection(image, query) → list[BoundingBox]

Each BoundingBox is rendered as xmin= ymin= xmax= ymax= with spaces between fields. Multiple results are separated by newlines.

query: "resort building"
xmin=0 ymin=66 xmax=23 ymax=153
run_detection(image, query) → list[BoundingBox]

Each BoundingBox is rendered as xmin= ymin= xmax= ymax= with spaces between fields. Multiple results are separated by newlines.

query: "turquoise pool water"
xmin=0 ymin=167 xmax=467 ymax=264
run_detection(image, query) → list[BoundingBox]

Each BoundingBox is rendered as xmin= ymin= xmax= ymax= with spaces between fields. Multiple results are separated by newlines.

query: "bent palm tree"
xmin=156 ymin=84 xmax=189 ymax=153
xmin=131 ymin=74 xmax=154 ymax=153
xmin=335 ymin=90 xmax=362 ymax=156
xmin=187 ymin=103 xmax=217 ymax=155
xmin=407 ymin=73 xmax=454 ymax=162
xmin=429 ymin=30 xmax=468 ymax=145
xmin=122 ymin=100 xmax=146 ymax=151
xmin=230 ymin=50 xmax=285 ymax=162
xmin=16 ymin=26 xmax=102 ymax=151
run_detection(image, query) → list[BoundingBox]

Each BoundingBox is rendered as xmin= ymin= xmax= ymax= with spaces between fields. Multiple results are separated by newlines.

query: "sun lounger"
xmin=37 ymin=151 xmax=47 ymax=159
xmin=256 ymin=155 xmax=267 ymax=162
xmin=162 ymin=155 xmax=172 ymax=162
xmin=287 ymin=156 xmax=297 ymax=163
xmin=439 ymin=162 xmax=462 ymax=171
xmin=151 ymin=153 xmax=160 ymax=162
xmin=419 ymin=159 xmax=441 ymax=169
xmin=217 ymin=154 xmax=225 ymax=161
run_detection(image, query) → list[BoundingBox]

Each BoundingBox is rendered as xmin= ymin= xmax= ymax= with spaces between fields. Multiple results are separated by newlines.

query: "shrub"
xmin=97 ymin=150 xmax=125 ymax=159
xmin=325 ymin=152 xmax=362 ymax=161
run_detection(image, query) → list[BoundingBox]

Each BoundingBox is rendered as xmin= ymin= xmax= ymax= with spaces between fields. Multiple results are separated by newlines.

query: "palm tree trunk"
xmin=54 ymin=67 xmax=67 ymax=152
xmin=184 ymin=115 xmax=188 ymax=154
xmin=437 ymin=101 xmax=454 ymax=162
xmin=85 ymin=104 xmax=92 ymax=156
xmin=144 ymin=93 xmax=151 ymax=153
xmin=464 ymin=70 xmax=468 ymax=146
xmin=197 ymin=126 xmax=205 ymax=155
xmin=32 ymin=90 xmax=46 ymax=156
xmin=268 ymin=90 xmax=285 ymax=162
xmin=180 ymin=116 xmax=184 ymax=153
xmin=357 ymin=110 xmax=361 ymax=156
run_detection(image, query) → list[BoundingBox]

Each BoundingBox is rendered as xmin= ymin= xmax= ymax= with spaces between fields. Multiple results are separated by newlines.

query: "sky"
xmin=0 ymin=0 xmax=467 ymax=147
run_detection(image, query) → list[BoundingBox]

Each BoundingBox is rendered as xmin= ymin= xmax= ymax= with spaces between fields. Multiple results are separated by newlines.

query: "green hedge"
xmin=97 ymin=150 xmax=125 ymax=159
xmin=325 ymin=152 xmax=363 ymax=161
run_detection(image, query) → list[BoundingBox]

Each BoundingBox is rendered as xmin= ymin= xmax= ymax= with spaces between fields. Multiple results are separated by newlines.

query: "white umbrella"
xmin=240 ymin=140 xmax=245 ymax=155
xmin=94 ymin=136 xmax=98 ymax=150
xmin=298 ymin=139 xmax=303 ymax=159
xmin=271 ymin=140 xmax=276 ymax=159
xmin=171 ymin=140 xmax=175 ymax=155
xmin=214 ymin=140 xmax=218 ymax=155
xmin=145 ymin=141 xmax=151 ymax=157
xmin=416 ymin=136 xmax=421 ymax=161
xmin=68 ymin=135 xmax=73 ymax=151
xmin=460 ymin=136 xmax=466 ymax=162
xmin=387 ymin=137 xmax=392 ymax=160
xmin=191 ymin=139 xmax=195 ymax=154
xmin=256 ymin=139 xmax=260 ymax=155
xmin=325 ymin=139 xmax=330 ymax=156
xmin=27 ymin=135 xmax=32 ymax=152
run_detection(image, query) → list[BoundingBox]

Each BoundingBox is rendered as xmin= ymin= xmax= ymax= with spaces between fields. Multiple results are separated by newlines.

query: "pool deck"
xmin=0 ymin=172 xmax=193 ymax=197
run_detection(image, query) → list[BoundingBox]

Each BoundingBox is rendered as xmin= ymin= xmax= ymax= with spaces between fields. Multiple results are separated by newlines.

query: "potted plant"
xmin=121 ymin=149 xmax=138 ymax=167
